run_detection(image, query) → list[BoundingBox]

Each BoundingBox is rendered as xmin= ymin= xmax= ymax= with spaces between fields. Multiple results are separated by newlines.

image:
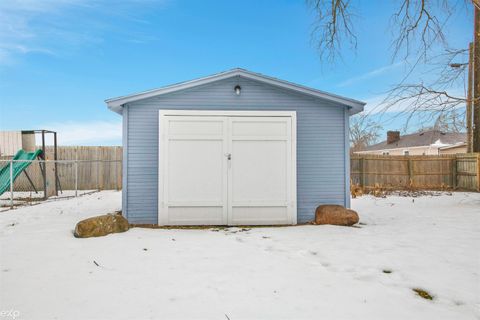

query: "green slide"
xmin=0 ymin=149 xmax=43 ymax=196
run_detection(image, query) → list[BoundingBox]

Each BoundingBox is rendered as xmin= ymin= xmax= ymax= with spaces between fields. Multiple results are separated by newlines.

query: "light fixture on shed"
xmin=234 ymin=85 xmax=241 ymax=96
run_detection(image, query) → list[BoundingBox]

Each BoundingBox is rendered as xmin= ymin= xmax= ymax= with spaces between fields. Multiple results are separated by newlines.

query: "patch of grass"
xmin=382 ymin=269 xmax=392 ymax=274
xmin=413 ymin=288 xmax=434 ymax=300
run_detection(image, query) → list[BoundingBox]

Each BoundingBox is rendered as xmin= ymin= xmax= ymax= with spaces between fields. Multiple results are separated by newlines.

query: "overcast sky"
xmin=0 ymin=0 xmax=473 ymax=145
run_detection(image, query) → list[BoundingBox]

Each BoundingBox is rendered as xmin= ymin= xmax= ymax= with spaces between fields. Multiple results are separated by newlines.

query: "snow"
xmin=0 ymin=191 xmax=479 ymax=320
xmin=0 ymin=190 xmax=98 ymax=212
xmin=431 ymin=139 xmax=450 ymax=147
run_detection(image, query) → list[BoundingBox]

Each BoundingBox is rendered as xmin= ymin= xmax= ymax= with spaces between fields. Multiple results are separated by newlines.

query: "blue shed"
xmin=106 ymin=69 xmax=365 ymax=225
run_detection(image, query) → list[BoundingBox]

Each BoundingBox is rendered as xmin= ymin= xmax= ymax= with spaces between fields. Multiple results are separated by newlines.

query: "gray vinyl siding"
xmin=124 ymin=76 xmax=349 ymax=224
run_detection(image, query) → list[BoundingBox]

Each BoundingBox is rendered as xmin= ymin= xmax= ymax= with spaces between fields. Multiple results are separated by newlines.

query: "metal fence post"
xmin=9 ymin=160 xmax=13 ymax=208
xmin=75 ymin=159 xmax=78 ymax=197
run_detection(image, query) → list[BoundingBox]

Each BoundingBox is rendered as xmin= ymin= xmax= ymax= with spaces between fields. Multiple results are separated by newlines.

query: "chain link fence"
xmin=0 ymin=159 xmax=122 ymax=211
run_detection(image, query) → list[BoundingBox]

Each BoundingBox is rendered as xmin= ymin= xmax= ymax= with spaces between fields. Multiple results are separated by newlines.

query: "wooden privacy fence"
xmin=351 ymin=153 xmax=480 ymax=191
xmin=4 ymin=145 xmax=478 ymax=194
xmin=1 ymin=146 xmax=122 ymax=192
xmin=45 ymin=146 xmax=123 ymax=190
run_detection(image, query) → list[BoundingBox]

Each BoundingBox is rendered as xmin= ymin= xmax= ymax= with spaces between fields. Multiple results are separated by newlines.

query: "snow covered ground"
xmin=0 ymin=190 xmax=98 ymax=212
xmin=0 ymin=191 xmax=479 ymax=320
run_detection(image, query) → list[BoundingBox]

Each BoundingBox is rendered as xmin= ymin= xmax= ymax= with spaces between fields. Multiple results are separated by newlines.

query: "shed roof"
xmin=362 ymin=130 xmax=466 ymax=151
xmin=105 ymin=68 xmax=366 ymax=115
xmin=438 ymin=142 xmax=467 ymax=150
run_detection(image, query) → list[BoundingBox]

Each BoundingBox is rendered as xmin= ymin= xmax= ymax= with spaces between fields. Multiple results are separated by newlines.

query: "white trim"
xmin=106 ymin=69 xmax=365 ymax=114
xmin=226 ymin=117 xmax=233 ymax=225
xmin=159 ymin=109 xmax=296 ymax=117
xmin=438 ymin=142 xmax=467 ymax=150
xmin=157 ymin=113 xmax=166 ymax=225
xmin=158 ymin=109 xmax=297 ymax=225
xmin=344 ymin=108 xmax=351 ymax=208
xmin=290 ymin=112 xmax=297 ymax=224
xmin=222 ymin=117 xmax=229 ymax=225
xmin=122 ymin=106 xmax=128 ymax=219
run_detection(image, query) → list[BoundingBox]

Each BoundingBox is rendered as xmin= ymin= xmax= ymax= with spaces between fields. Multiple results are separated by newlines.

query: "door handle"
xmin=225 ymin=153 xmax=231 ymax=160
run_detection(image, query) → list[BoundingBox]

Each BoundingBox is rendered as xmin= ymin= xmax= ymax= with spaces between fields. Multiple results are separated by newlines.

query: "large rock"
xmin=314 ymin=205 xmax=359 ymax=226
xmin=74 ymin=214 xmax=129 ymax=238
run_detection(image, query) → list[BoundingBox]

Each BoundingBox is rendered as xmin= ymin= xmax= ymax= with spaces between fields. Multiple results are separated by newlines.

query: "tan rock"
xmin=74 ymin=214 xmax=129 ymax=238
xmin=314 ymin=205 xmax=359 ymax=226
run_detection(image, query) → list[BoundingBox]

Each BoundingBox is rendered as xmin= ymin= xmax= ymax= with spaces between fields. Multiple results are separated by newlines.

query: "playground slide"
xmin=0 ymin=149 xmax=43 ymax=196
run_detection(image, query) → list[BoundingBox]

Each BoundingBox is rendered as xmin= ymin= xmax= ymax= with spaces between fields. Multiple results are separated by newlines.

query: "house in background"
xmin=355 ymin=129 xmax=467 ymax=156
xmin=106 ymin=68 xmax=365 ymax=226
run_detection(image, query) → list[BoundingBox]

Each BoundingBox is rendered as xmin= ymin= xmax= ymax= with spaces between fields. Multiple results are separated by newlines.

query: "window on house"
xmin=382 ymin=151 xmax=389 ymax=155
xmin=403 ymin=150 xmax=410 ymax=156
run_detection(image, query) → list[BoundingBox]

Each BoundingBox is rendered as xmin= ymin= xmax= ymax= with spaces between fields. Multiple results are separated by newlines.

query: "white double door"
xmin=158 ymin=111 xmax=296 ymax=225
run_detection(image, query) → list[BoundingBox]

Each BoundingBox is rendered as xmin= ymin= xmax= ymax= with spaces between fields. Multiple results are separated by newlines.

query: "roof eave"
xmin=106 ymin=103 xmax=123 ymax=115
xmin=348 ymin=105 xmax=364 ymax=115
xmin=105 ymin=69 xmax=366 ymax=115
xmin=438 ymin=142 xmax=467 ymax=150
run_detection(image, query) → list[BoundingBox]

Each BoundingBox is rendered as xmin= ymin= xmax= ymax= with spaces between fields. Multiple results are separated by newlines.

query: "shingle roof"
xmin=363 ymin=130 xmax=466 ymax=151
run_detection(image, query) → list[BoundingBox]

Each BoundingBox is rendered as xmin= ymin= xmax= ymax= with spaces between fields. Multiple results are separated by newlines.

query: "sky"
xmin=0 ymin=0 xmax=474 ymax=145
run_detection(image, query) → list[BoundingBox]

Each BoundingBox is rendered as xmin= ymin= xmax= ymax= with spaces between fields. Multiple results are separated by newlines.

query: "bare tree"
xmin=417 ymin=109 xmax=467 ymax=132
xmin=309 ymin=0 xmax=462 ymax=62
xmin=378 ymin=46 xmax=469 ymax=129
xmin=308 ymin=0 xmax=357 ymax=62
xmin=350 ymin=114 xmax=383 ymax=151
xmin=308 ymin=0 xmax=476 ymax=148
xmin=390 ymin=0 xmax=452 ymax=61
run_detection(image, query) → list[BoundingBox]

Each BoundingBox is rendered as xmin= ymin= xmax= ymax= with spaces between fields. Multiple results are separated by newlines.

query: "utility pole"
xmin=474 ymin=4 xmax=480 ymax=152
xmin=467 ymin=42 xmax=474 ymax=153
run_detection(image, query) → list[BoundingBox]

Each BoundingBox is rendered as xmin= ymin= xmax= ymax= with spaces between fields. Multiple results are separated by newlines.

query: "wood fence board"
xmin=4 ymin=146 xmax=123 ymax=192
xmin=4 ymin=147 xmax=478 ymax=193
xmin=351 ymin=153 xmax=479 ymax=191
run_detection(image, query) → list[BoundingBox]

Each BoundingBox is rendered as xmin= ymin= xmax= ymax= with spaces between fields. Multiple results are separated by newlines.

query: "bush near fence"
xmin=351 ymin=153 xmax=480 ymax=192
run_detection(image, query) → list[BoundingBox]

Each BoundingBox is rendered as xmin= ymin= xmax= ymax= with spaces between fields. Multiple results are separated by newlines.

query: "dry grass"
xmin=413 ymin=288 xmax=434 ymax=300
xmin=130 ymin=224 xmax=296 ymax=230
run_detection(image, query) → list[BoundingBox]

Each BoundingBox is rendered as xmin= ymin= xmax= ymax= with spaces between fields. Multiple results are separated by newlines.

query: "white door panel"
xmin=159 ymin=112 xmax=295 ymax=226
xmin=159 ymin=116 xmax=228 ymax=225
xmin=228 ymin=117 xmax=292 ymax=225
xmin=231 ymin=120 xmax=288 ymax=136
xmin=168 ymin=140 xmax=224 ymax=202
xmin=230 ymin=140 xmax=287 ymax=202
